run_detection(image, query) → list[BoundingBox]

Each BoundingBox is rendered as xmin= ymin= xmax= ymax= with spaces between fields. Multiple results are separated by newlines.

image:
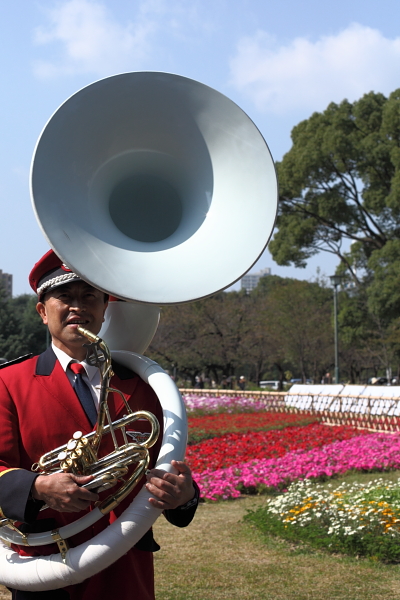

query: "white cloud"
xmin=230 ymin=24 xmax=400 ymax=114
xmin=32 ymin=0 xmax=157 ymax=78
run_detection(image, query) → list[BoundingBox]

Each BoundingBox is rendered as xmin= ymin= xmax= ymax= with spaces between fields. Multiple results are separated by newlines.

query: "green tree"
xmin=148 ymin=301 xmax=207 ymax=386
xmin=0 ymin=290 xmax=27 ymax=360
xmin=149 ymin=291 xmax=254 ymax=386
xmin=149 ymin=277 xmax=337 ymax=387
xmin=266 ymin=278 xmax=333 ymax=383
xmin=339 ymin=286 xmax=391 ymax=382
xmin=270 ymin=89 xmax=400 ymax=282
xmin=0 ymin=292 xmax=47 ymax=362
xmin=249 ymin=276 xmax=295 ymax=387
xmin=367 ymin=239 xmax=400 ymax=325
xmin=19 ymin=294 xmax=48 ymax=355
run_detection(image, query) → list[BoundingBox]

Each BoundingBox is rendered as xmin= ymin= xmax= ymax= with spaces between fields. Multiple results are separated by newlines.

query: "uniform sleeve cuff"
xmin=164 ymin=480 xmax=200 ymax=528
xmin=0 ymin=469 xmax=42 ymax=523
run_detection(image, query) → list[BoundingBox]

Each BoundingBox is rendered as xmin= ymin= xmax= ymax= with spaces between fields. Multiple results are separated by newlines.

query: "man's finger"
xmin=170 ymin=460 xmax=191 ymax=475
xmin=146 ymin=468 xmax=166 ymax=478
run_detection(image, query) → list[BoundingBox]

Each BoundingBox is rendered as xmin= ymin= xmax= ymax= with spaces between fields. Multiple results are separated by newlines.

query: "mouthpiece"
xmin=77 ymin=326 xmax=99 ymax=343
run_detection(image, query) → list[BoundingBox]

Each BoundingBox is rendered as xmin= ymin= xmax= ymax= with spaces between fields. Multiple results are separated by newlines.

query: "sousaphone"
xmin=0 ymin=72 xmax=277 ymax=590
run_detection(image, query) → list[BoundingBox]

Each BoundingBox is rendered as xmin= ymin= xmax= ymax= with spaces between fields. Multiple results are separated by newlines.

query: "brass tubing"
xmin=34 ymin=412 xmax=156 ymax=472
xmin=98 ymin=455 xmax=151 ymax=515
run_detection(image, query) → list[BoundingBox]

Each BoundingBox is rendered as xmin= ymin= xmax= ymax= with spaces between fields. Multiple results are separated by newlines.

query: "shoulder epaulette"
xmin=0 ymin=354 xmax=33 ymax=370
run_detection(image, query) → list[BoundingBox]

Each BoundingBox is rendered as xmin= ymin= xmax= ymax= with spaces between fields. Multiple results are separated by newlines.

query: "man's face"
xmin=36 ymin=281 xmax=108 ymax=360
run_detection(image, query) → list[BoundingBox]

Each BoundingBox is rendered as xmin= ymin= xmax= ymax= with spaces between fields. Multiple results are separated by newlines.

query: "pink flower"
xmin=195 ymin=432 xmax=400 ymax=501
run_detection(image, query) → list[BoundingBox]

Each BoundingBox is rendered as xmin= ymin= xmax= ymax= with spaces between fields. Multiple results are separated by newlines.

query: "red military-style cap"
xmin=29 ymin=249 xmax=83 ymax=299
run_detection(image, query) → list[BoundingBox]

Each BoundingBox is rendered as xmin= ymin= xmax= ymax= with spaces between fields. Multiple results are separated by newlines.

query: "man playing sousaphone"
xmin=0 ymin=250 xmax=199 ymax=600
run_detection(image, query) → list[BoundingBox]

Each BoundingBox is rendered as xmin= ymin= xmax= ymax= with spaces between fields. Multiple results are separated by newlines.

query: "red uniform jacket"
xmin=0 ymin=348 xmax=196 ymax=600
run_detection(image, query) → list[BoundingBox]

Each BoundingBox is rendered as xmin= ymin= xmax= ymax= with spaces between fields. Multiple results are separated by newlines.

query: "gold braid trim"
xmin=0 ymin=468 xmax=21 ymax=478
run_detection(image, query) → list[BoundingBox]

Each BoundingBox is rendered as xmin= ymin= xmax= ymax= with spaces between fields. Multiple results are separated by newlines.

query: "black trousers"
xmin=10 ymin=589 xmax=70 ymax=599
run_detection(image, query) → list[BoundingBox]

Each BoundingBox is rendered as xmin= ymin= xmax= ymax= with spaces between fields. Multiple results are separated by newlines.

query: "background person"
xmin=238 ymin=376 xmax=246 ymax=390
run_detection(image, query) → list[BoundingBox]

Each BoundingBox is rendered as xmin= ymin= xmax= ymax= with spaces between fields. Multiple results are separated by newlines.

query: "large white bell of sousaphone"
xmin=31 ymin=72 xmax=277 ymax=304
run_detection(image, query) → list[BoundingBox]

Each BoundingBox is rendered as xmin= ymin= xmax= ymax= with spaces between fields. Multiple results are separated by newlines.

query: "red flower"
xmin=188 ymin=412 xmax=319 ymax=443
xmin=186 ymin=422 xmax=369 ymax=473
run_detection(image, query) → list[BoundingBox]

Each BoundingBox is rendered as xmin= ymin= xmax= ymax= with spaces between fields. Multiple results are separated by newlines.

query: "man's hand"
xmin=145 ymin=460 xmax=195 ymax=510
xmin=31 ymin=473 xmax=99 ymax=512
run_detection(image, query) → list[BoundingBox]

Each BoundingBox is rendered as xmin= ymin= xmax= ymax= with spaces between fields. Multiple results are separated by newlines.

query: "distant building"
xmin=0 ymin=270 xmax=12 ymax=298
xmin=241 ymin=267 xmax=271 ymax=293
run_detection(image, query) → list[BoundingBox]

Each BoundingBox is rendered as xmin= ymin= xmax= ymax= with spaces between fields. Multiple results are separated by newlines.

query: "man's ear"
xmin=36 ymin=301 xmax=48 ymax=325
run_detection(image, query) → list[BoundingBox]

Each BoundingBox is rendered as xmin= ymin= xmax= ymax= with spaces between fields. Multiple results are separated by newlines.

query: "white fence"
xmin=286 ymin=384 xmax=400 ymax=415
xmin=180 ymin=385 xmax=400 ymax=431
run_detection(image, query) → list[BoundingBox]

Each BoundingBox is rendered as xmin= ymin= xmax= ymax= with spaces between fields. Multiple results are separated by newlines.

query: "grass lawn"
xmin=154 ymin=473 xmax=400 ymax=600
xmin=1 ymin=473 xmax=400 ymax=599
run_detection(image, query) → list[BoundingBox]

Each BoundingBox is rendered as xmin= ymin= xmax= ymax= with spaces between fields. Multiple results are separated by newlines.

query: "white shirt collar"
xmin=51 ymin=343 xmax=99 ymax=382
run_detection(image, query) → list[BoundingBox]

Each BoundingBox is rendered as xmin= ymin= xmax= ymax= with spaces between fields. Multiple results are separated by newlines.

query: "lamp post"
xmin=329 ymin=274 xmax=344 ymax=384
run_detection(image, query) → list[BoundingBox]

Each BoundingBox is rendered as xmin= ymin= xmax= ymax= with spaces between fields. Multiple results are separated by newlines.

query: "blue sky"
xmin=1 ymin=0 xmax=400 ymax=295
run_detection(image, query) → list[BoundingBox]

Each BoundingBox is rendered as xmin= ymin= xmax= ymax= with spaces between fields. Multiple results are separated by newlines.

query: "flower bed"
xmin=194 ymin=431 xmax=400 ymax=501
xmin=244 ymin=478 xmax=400 ymax=562
xmin=183 ymin=394 xmax=281 ymax=414
xmin=186 ymin=422 xmax=365 ymax=474
xmin=187 ymin=411 xmax=319 ymax=444
xmin=185 ymin=395 xmax=400 ymax=561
